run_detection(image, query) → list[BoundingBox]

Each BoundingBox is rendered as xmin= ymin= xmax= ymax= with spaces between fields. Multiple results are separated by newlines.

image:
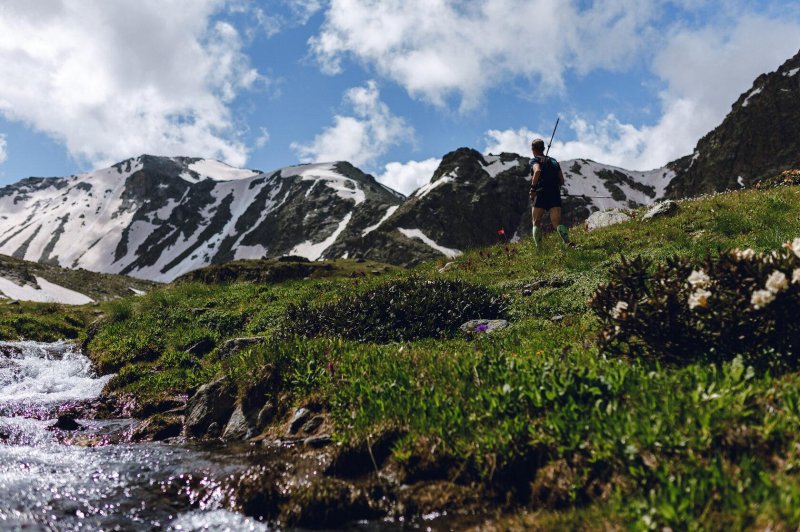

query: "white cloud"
xmin=0 ymin=135 xmax=6 ymax=165
xmin=310 ymin=0 xmax=679 ymax=110
xmin=486 ymin=14 xmax=800 ymax=170
xmin=377 ymin=157 xmax=441 ymax=195
xmin=292 ymin=80 xmax=414 ymax=166
xmin=0 ymin=0 xmax=262 ymax=168
xmin=255 ymin=127 xmax=271 ymax=149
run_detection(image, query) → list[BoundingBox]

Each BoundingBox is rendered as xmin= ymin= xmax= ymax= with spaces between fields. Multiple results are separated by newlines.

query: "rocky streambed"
xmin=0 ymin=341 xmax=493 ymax=530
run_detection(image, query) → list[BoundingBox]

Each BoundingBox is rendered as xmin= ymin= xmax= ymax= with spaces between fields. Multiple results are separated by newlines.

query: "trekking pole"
xmin=545 ymin=117 xmax=560 ymax=159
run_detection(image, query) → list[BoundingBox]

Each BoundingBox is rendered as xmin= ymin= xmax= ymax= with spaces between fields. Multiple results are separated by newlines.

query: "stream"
xmin=0 ymin=340 xmax=270 ymax=531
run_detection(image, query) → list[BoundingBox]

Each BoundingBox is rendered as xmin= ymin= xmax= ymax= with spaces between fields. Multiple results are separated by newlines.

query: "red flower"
xmin=497 ymin=228 xmax=505 ymax=236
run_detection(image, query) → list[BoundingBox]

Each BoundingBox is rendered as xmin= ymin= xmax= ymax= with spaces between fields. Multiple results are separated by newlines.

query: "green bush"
xmin=590 ymin=239 xmax=800 ymax=368
xmin=282 ymin=277 xmax=509 ymax=343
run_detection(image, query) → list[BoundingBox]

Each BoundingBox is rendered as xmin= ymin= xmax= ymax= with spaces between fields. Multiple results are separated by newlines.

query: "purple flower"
xmin=475 ymin=324 xmax=489 ymax=333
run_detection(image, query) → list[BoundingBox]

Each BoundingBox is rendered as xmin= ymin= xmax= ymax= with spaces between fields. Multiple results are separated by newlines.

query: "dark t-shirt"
xmin=531 ymin=156 xmax=561 ymax=193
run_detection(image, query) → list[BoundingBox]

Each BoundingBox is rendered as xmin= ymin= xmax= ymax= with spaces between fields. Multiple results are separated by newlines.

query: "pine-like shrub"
xmin=590 ymin=238 xmax=800 ymax=368
xmin=282 ymin=277 xmax=509 ymax=343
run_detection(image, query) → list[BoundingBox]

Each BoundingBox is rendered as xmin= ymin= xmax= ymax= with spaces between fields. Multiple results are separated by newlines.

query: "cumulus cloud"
xmin=0 ymin=135 xmax=6 ymax=165
xmin=377 ymin=157 xmax=441 ymax=195
xmin=292 ymin=80 xmax=414 ymax=166
xmin=0 ymin=0 xmax=262 ymax=168
xmin=486 ymin=13 xmax=800 ymax=170
xmin=310 ymin=0 xmax=680 ymax=110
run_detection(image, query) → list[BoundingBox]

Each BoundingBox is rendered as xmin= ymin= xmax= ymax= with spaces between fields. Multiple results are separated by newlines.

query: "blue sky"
xmin=0 ymin=0 xmax=799 ymax=194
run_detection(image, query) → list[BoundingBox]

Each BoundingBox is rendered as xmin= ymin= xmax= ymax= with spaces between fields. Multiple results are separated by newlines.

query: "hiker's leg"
xmin=532 ymin=207 xmax=545 ymax=246
xmin=551 ymin=207 xmax=571 ymax=245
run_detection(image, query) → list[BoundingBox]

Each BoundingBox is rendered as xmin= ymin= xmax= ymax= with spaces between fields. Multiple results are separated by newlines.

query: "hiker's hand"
xmin=529 ymin=188 xmax=536 ymax=201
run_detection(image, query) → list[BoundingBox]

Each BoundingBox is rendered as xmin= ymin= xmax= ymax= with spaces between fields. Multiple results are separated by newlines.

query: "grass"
xmin=76 ymin=184 xmax=800 ymax=527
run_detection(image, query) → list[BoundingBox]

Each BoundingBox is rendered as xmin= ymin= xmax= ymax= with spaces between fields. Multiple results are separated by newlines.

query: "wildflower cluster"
xmin=590 ymin=238 xmax=800 ymax=368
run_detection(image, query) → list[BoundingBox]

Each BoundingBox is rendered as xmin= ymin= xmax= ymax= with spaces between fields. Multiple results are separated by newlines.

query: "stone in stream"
xmin=49 ymin=414 xmax=83 ymax=431
xmin=131 ymin=413 xmax=183 ymax=442
xmin=288 ymin=407 xmax=311 ymax=435
xmin=183 ymin=376 xmax=236 ymax=438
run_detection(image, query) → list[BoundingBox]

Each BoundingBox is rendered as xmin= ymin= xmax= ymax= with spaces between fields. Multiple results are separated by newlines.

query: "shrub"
xmin=754 ymin=169 xmax=800 ymax=190
xmin=590 ymin=238 xmax=800 ymax=368
xmin=282 ymin=277 xmax=509 ymax=343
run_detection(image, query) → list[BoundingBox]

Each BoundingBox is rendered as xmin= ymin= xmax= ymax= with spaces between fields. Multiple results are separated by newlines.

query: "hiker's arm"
xmin=531 ymin=164 xmax=541 ymax=188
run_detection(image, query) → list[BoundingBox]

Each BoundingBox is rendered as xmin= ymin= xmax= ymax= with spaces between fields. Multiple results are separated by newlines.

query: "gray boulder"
xmin=184 ymin=376 xmax=236 ymax=438
xmin=459 ymin=319 xmax=509 ymax=335
xmin=643 ymin=200 xmax=679 ymax=220
xmin=585 ymin=209 xmax=632 ymax=231
xmin=218 ymin=337 xmax=267 ymax=360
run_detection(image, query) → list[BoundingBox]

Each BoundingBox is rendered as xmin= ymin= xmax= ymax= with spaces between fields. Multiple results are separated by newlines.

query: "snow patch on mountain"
xmin=291 ymin=212 xmax=353 ymax=261
xmin=294 ymin=163 xmax=366 ymax=205
xmin=483 ymin=155 xmax=518 ymax=178
xmin=188 ymin=160 xmax=261 ymax=181
xmin=397 ymin=228 xmax=462 ymax=258
xmin=742 ymin=86 xmax=763 ymax=107
xmin=363 ymin=205 xmax=399 ymax=236
xmin=0 ymin=276 xmax=93 ymax=305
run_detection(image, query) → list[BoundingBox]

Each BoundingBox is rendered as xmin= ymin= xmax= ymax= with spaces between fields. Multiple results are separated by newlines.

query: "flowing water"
xmin=0 ymin=340 xmax=269 ymax=531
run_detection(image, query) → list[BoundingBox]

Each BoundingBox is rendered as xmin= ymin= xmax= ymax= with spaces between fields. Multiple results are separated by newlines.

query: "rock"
xmin=301 ymin=415 xmax=325 ymax=435
xmin=551 ymin=315 xmax=565 ymax=322
xmin=522 ymin=289 xmax=533 ymax=297
xmin=585 ymin=209 xmax=632 ymax=231
xmin=187 ymin=338 xmax=215 ymax=357
xmin=459 ymin=319 xmax=509 ymax=335
xmin=288 ymin=407 xmax=311 ymax=435
xmin=304 ymin=434 xmax=332 ymax=448
xmin=183 ymin=376 xmax=236 ymax=438
xmin=222 ymin=403 xmax=251 ymax=441
xmin=131 ymin=414 xmax=183 ymax=442
xmin=256 ymin=401 xmax=276 ymax=429
xmin=643 ymin=200 xmax=678 ymax=220
xmin=218 ymin=337 xmax=267 ymax=360
xmin=49 ymin=415 xmax=82 ymax=431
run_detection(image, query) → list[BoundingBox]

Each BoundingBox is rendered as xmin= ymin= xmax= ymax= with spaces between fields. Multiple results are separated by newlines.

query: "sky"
xmin=0 ymin=1 xmax=798 ymax=195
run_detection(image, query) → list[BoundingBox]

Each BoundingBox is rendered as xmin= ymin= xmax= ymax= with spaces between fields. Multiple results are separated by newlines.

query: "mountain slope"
xmin=666 ymin=48 xmax=800 ymax=197
xmin=339 ymin=149 xmax=673 ymax=266
xmin=0 ymin=253 xmax=156 ymax=304
xmin=0 ymin=157 xmax=402 ymax=282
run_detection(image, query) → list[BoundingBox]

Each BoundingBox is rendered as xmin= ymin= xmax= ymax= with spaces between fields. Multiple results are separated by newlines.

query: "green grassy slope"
xmin=83 ymin=184 xmax=800 ymax=528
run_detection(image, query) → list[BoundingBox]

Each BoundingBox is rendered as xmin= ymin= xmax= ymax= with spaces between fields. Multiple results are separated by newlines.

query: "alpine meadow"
xmin=0 ymin=2 xmax=800 ymax=530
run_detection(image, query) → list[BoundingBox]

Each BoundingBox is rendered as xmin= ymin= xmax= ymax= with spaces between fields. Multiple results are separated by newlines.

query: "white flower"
xmin=688 ymin=289 xmax=711 ymax=310
xmin=687 ymin=270 xmax=711 ymax=289
xmin=765 ymin=271 xmax=789 ymax=294
xmin=789 ymin=238 xmax=800 ymax=259
xmin=735 ymin=248 xmax=756 ymax=260
xmin=793 ymin=269 xmax=800 ymax=285
xmin=611 ymin=301 xmax=629 ymax=320
xmin=751 ymin=289 xmax=776 ymax=310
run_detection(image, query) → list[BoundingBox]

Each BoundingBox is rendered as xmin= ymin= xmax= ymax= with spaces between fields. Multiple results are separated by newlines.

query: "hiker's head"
xmin=531 ymin=139 xmax=545 ymax=155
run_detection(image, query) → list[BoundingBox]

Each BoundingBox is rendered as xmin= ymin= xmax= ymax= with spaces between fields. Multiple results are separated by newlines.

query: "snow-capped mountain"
xmin=0 ymin=156 xmax=402 ymax=281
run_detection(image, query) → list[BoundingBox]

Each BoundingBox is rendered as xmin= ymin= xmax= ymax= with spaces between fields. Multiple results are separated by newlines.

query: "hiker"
xmin=529 ymin=138 xmax=571 ymax=247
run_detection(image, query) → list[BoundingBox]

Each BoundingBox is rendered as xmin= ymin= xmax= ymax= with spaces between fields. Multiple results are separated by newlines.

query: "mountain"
xmin=338 ymin=149 xmax=673 ymax=265
xmin=2 ymin=50 xmax=798 ymax=277
xmin=666 ymin=49 xmax=800 ymax=197
xmin=0 ymin=253 xmax=156 ymax=304
xmin=0 ymin=157 xmax=402 ymax=282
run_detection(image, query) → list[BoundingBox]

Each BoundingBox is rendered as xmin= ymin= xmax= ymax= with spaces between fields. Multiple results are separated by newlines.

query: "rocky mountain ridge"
xmin=666 ymin=48 xmax=800 ymax=197
xmin=1 ymin=49 xmax=797 ymax=278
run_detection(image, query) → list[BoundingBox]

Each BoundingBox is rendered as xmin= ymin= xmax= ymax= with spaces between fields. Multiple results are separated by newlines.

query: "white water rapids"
xmin=0 ymin=341 xmax=268 ymax=531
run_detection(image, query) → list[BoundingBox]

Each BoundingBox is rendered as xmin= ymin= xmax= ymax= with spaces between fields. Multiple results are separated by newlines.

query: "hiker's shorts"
xmin=532 ymin=188 xmax=562 ymax=210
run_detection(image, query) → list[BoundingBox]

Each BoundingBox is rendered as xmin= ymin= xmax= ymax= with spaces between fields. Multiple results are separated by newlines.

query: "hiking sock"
xmin=557 ymin=224 xmax=571 ymax=245
xmin=533 ymin=225 xmax=543 ymax=247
